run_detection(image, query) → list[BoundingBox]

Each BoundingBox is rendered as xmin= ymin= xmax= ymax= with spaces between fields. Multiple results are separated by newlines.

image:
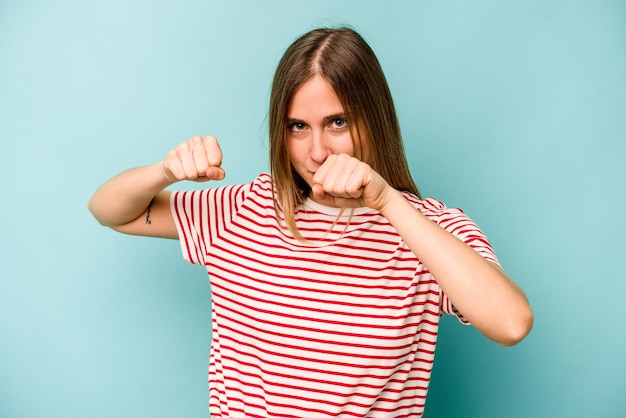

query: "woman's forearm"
xmin=88 ymin=162 xmax=173 ymax=227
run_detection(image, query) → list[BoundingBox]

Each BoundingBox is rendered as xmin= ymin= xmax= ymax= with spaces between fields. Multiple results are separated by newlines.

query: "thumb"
xmin=311 ymin=183 xmax=326 ymax=199
xmin=205 ymin=166 xmax=226 ymax=181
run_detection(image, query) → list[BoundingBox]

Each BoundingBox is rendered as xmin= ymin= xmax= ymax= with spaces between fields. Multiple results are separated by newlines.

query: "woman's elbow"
xmin=87 ymin=198 xmax=108 ymax=226
xmin=87 ymin=197 xmax=121 ymax=228
xmin=498 ymin=306 xmax=534 ymax=347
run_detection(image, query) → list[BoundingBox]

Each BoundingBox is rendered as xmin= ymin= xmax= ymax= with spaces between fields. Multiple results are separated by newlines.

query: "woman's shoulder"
xmin=173 ymin=173 xmax=273 ymax=207
xmin=221 ymin=173 xmax=275 ymax=207
xmin=402 ymin=193 xmax=461 ymax=214
xmin=253 ymin=172 xmax=273 ymax=188
xmin=401 ymin=193 xmax=473 ymax=227
xmin=247 ymin=173 xmax=274 ymax=197
xmin=207 ymin=173 xmax=273 ymax=195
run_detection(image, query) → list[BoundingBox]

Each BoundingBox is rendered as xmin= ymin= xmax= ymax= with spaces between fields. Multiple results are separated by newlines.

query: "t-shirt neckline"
xmin=302 ymin=197 xmax=377 ymax=217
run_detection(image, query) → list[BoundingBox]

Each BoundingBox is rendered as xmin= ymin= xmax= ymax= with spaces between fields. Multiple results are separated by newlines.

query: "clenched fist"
xmin=311 ymin=153 xmax=393 ymax=211
xmin=162 ymin=135 xmax=225 ymax=183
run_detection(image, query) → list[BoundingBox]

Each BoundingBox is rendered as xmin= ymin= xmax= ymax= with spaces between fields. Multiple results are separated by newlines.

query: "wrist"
xmin=376 ymin=187 xmax=403 ymax=215
xmin=159 ymin=161 xmax=176 ymax=184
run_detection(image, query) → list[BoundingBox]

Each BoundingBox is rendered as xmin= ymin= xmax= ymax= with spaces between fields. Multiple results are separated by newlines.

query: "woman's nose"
xmin=310 ymin=131 xmax=329 ymax=164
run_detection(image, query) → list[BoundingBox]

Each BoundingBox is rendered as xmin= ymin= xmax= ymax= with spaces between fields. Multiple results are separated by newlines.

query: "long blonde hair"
xmin=269 ymin=27 xmax=420 ymax=240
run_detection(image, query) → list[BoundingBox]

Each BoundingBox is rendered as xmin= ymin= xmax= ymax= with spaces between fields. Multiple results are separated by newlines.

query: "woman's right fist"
xmin=162 ymin=135 xmax=225 ymax=183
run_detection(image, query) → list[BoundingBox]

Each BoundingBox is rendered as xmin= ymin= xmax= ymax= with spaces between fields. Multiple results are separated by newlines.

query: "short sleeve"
xmin=170 ymin=182 xmax=249 ymax=265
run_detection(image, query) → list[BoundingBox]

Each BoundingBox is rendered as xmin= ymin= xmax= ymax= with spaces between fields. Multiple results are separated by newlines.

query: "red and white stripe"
xmin=171 ymin=173 xmax=498 ymax=418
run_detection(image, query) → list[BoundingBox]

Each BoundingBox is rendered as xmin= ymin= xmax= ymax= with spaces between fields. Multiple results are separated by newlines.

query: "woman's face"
xmin=286 ymin=75 xmax=368 ymax=194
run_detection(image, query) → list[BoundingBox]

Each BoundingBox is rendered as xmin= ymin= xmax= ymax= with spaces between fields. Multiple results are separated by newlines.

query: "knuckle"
xmin=198 ymin=162 xmax=210 ymax=173
xmin=177 ymin=141 xmax=190 ymax=153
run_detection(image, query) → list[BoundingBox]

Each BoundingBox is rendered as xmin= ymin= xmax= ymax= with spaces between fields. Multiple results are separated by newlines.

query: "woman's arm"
xmin=87 ymin=135 xmax=225 ymax=239
xmin=378 ymin=189 xmax=533 ymax=346
xmin=87 ymin=163 xmax=177 ymax=238
xmin=312 ymin=154 xmax=534 ymax=346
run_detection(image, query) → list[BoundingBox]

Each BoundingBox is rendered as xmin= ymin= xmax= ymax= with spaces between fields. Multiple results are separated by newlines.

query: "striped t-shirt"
xmin=171 ymin=173 xmax=499 ymax=418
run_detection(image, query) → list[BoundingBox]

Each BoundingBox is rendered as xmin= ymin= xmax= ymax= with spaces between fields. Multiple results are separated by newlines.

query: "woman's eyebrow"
xmin=286 ymin=113 xmax=346 ymax=124
xmin=322 ymin=113 xmax=347 ymax=124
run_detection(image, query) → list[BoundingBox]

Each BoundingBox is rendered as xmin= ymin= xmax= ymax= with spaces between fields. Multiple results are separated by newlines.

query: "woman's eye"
xmin=331 ymin=118 xmax=347 ymax=129
xmin=289 ymin=122 xmax=306 ymax=132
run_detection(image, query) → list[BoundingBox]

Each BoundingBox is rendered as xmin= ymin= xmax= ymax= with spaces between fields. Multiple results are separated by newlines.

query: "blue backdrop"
xmin=1 ymin=1 xmax=625 ymax=417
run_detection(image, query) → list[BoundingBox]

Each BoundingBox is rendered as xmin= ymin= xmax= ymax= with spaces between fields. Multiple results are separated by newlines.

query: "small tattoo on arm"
xmin=146 ymin=197 xmax=155 ymax=225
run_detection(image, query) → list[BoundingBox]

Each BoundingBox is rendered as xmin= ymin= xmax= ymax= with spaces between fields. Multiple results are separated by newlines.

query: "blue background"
xmin=1 ymin=1 xmax=625 ymax=417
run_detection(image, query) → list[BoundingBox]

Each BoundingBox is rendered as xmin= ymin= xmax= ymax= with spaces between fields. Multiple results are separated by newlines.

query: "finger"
xmin=312 ymin=154 xmax=334 ymax=187
xmin=313 ymin=154 xmax=340 ymax=194
xmin=335 ymin=156 xmax=363 ymax=198
xmin=343 ymin=161 xmax=368 ymax=198
xmin=203 ymin=135 xmax=223 ymax=168
xmin=192 ymin=140 xmax=210 ymax=176
xmin=180 ymin=139 xmax=200 ymax=179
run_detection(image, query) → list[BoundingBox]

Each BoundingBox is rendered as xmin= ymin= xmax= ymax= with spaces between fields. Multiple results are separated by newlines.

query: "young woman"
xmin=88 ymin=27 xmax=533 ymax=418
